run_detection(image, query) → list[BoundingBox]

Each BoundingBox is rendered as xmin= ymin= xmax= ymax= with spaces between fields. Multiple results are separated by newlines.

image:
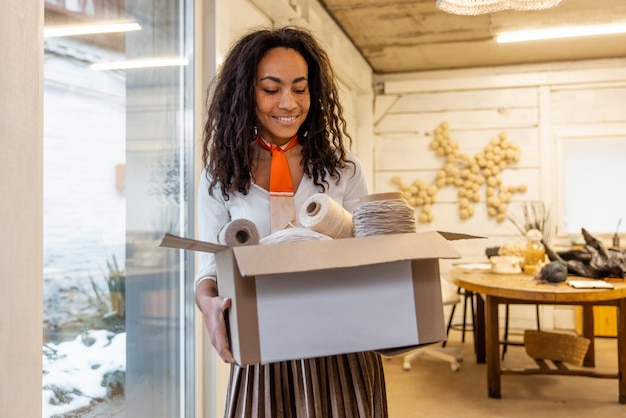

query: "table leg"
xmin=618 ymin=298 xmax=626 ymax=404
xmin=473 ymin=292 xmax=486 ymax=364
xmin=581 ymin=305 xmax=595 ymax=368
xmin=485 ymin=295 xmax=501 ymax=399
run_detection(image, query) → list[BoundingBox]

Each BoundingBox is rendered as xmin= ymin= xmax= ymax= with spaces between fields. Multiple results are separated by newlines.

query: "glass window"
xmin=43 ymin=1 xmax=195 ymax=417
xmin=561 ymin=135 xmax=626 ymax=235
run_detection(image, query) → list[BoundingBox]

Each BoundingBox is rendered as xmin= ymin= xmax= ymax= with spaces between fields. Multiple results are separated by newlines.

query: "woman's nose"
xmin=278 ymin=91 xmax=296 ymax=109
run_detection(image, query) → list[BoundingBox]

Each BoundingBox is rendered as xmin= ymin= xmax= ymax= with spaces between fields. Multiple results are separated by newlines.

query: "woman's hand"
xmin=195 ymin=280 xmax=235 ymax=364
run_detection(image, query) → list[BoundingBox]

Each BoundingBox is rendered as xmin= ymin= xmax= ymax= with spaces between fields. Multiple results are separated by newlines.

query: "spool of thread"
xmin=261 ymin=227 xmax=332 ymax=244
xmin=353 ymin=192 xmax=416 ymax=237
xmin=217 ymin=218 xmax=260 ymax=246
xmin=298 ymin=193 xmax=354 ymax=238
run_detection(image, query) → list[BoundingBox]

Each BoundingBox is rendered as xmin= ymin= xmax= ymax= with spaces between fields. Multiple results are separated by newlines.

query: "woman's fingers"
xmin=206 ymin=297 xmax=235 ymax=364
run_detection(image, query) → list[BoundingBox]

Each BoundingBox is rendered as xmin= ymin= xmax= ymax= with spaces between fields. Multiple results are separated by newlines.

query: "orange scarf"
xmin=257 ymin=134 xmax=299 ymax=232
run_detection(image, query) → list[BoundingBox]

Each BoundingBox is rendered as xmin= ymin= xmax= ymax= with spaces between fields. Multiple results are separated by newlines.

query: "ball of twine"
xmin=261 ymin=227 xmax=332 ymax=244
xmin=353 ymin=192 xmax=417 ymax=237
xmin=298 ymin=193 xmax=354 ymax=238
xmin=217 ymin=218 xmax=260 ymax=246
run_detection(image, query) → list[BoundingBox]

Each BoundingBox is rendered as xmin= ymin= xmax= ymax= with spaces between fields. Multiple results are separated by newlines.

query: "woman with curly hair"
xmin=194 ymin=26 xmax=387 ymax=417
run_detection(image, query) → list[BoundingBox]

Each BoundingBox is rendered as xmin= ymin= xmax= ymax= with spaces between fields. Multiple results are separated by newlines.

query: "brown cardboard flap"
xmin=160 ymin=232 xmax=228 ymax=253
xmin=232 ymin=231 xmax=461 ymax=277
xmin=437 ymin=231 xmax=484 ymax=241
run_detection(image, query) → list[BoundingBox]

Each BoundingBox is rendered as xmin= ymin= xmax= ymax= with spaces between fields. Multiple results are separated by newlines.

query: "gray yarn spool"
xmin=353 ymin=192 xmax=416 ymax=237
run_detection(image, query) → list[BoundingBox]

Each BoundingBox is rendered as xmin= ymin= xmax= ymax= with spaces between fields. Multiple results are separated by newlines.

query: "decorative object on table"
xmin=523 ymin=330 xmax=590 ymax=367
xmin=613 ymin=218 xmax=621 ymax=249
xmin=508 ymin=200 xmax=553 ymax=245
xmin=537 ymin=260 xmax=568 ymax=283
xmin=545 ymin=228 xmax=626 ymax=279
xmin=485 ymin=246 xmax=500 ymax=258
xmin=568 ymin=280 xmax=614 ymax=289
xmin=436 ymin=0 xmax=563 ymax=15
xmin=391 ymin=122 xmax=527 ymax=223
xmin=490 ymin=255 xmax=522 ymax=274
xmin=523 ymin=228 xmax=546 ymax=275
xmin=497 ymin=241 xmax=526 ymax=258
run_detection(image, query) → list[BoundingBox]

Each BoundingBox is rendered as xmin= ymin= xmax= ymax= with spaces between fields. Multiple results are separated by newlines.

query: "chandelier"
xmin=436 ymin=0 xmax=564 ymax=15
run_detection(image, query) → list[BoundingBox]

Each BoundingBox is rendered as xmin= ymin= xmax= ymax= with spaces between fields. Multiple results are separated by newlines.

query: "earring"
xmin=303 ymin=131 xmax=308 ymax=138
xmin=253 ymin=126 xmax=258 ymax=137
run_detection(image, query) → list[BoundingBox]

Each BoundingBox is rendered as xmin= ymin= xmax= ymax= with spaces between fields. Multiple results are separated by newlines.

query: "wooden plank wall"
xmin=374 ymin=86 xmax=541 ymax=248
xmin=373 ymin=59 xmax=626 ymax=330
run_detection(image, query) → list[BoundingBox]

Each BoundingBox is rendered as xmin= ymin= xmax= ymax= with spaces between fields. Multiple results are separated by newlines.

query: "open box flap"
xmin=231 ymin=230 xmax=464 ymax=277
xmin=160 ymin=232 xmax=228 ymax=253
xmin=436 ymin=230 xmax=485 ymax=241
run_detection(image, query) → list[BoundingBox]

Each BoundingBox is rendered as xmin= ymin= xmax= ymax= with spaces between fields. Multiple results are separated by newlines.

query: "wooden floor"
xmin=83 ymin=327 xmax=624 ymax=418
xmin=383 ymin=329 xmax=624 ymax=418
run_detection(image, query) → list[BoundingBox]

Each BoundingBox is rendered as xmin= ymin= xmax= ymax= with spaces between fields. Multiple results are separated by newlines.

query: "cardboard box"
xmin=161 ymin=230 xmax=469 ymax=365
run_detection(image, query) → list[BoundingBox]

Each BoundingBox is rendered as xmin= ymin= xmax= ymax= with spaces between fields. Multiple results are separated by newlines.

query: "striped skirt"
xmin=223 ymin=351 xmax=388 ymax=418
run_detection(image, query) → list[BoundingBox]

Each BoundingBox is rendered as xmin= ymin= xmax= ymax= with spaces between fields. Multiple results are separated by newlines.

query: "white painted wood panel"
xmin=550 ymin=86 xmax=626 ymax=125
xmin=375 ymin=108 xmax=538 ymax=133
xmin=374 ymin=94 xmax=399 ymax=124
xmin=375 ymin=169 xmax=540 ymax=202
xmin=375 ymin=127 xmax=539 ymax=171
xmin=390 ymin=87 xmax=538 ymax=113
xmin=374 ymin=59 xmax=626 ymax=332
xmin=381 ymin=64 xmax=626 ymax=94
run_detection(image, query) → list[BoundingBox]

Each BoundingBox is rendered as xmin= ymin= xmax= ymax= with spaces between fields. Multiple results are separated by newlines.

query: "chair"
xmin=442 ymin=287 xmax=474 ymax=346
xmin=402 ymin=276 xmax=463 ymax=371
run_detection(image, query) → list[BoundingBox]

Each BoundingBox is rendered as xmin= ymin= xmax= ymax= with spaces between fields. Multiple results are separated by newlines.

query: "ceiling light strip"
xmin=497 ymin=23 xmax=626 ymax=43
xmin=44 ymin=22 xmax=141 ymax=38
xmin=90 ymin=57 xmax=189 ymax=71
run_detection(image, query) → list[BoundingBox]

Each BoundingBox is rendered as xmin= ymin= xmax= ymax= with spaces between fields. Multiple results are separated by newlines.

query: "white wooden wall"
xmin=373 ymin=58 xmax=626 ymax=331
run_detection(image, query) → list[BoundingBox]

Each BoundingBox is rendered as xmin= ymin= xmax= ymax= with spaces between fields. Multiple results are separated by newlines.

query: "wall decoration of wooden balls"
xmin=391 ymin=122 xmax=527 ymax=223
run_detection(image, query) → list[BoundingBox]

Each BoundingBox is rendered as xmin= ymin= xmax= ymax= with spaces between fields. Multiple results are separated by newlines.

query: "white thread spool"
xmin=261 ymin=227 xmax=332 ymax=244
xmin=353 ymin=192 xmax=416 ymax=237
xmin=298 ymin=193 xmax=354 ymax=238
xmin=217 ymin=219 xmax=260 ymax=246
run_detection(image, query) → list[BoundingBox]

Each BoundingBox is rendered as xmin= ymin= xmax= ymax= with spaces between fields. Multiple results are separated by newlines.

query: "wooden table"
xmin=450 ymin=266 xmax=626 ymax=404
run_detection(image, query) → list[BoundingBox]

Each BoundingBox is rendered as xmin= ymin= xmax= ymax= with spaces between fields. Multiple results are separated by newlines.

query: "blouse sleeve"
xmin=193 ymin=170 xmax=230 ymax=289
xmin=342 ymin=152 xmax=369 ymax=213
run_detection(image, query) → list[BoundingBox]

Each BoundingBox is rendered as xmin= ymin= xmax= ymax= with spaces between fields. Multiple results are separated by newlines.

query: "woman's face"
xmin=255 ymin=47 xmax=310 ymax=146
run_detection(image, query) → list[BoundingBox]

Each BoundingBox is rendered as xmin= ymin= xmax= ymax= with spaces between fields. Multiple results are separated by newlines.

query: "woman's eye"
xmin=263 ymin=89 xmax=278 ymax=94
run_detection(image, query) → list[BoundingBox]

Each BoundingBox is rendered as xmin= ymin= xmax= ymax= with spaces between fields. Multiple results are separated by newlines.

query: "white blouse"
xmin=194 ymin=154 xmax=368 ymax=289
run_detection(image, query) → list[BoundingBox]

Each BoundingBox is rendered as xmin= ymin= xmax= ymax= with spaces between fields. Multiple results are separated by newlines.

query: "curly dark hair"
xmin=202 ymin=26 xmax=354 ymax=199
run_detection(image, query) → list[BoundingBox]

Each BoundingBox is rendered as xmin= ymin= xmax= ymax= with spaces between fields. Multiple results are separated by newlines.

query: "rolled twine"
xmin=217 ymin=218 xmax=261 ymax=246
xmin=298 ymin=193 xmax=354 ymax=239
xmin=261 ymin=227 xmax=332 ymax=244
xmin=352 ymin=192 xmax=417 ymax=237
